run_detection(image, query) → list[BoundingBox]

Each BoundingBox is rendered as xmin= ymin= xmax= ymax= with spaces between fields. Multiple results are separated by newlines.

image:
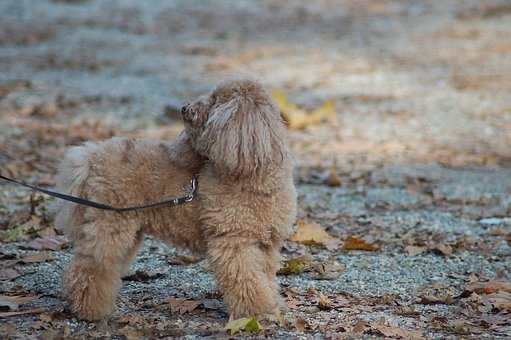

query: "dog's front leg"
xmin=207 ymin=237 xmax=280 ymax=320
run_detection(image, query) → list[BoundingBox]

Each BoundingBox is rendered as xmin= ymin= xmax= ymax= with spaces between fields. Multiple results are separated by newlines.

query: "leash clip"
xmin=184 ymin=176 xmax=198 ymax=203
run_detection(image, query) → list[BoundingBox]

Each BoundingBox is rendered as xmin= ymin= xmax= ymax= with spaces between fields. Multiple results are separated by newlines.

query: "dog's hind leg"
xmin=62 ymin=219 xmax=140 ymax=321
xmin=207 ymin=237 xmax=280 ymax=320
xmin=120 ymin=231 xmax=144 ymax=277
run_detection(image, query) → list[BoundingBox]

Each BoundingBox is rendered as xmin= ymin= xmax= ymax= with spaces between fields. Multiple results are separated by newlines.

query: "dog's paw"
xmin=63 ymin=265 xmax=118 ymax=321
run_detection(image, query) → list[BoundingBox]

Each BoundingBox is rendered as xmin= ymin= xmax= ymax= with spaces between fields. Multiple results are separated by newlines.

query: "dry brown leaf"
xmin=286 ymin=296 xmax=301 ymax=310
xmin=405 ymin=243 xmax=452 ymax=256
xmin=119 ymin=325 xmax=144 ymax=340
xmin=352 ymin=320 xmax=370 ymax=334
xmin=311 ymin=260 xmax=345 ymax=280
xmin=419 ymin=293 xmax=453 ymax=305
xmin=27 ymin=235 xmax=68 ymax=251
xmin=317 ymin=293 xmax=333 ymax=310
xmin=36 ymin=227 xmax=57 ymax=238
xmin=21 ymin=253 xmax=54 ymax=263
xmin=433 ymin=244 xmax=453 ymax=256
xmin=294 ymin=317 xmax=308 ymax=332
xmin=122 ymin=268 xmax=168 ymax=282
xmin=0 ymin=268 xmax=21 ymax=281
xmin=485 ymin=291 xmax=511 ymax=311
xmin=200 ymin=299 xmax=223 ymax=311
xmin=0 ymin=307 xmax=45 ymax=318
xmin=0 ymin=295 xmax=38 ymax=311
xmin=167 ymin=255 xmax=201 ymax=266
xmin=325 ymin=163 xmax=342 ymax=187
xmin=167 ymin=298 xmax=201 ymax=315
xmin=466 ymin=280 xmax=511 ymax=295
xmin=289 ymin=220 xmax=339 ymax=250
xmin=343 ymin=236 xmax=378 ymax=251
xmin=405 ymin=245 xmax=427 ymax=256
xmin=373 ymin=323 xmax=424 ymax=339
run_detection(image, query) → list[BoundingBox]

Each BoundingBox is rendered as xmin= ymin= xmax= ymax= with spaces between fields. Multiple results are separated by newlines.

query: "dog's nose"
xmin=181 ymin=105 xmax=188 ymax=115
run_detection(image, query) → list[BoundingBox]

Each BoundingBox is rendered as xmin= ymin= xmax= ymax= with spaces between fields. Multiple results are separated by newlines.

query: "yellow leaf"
xmin=343 ymin=236 xmax=379 ymax=251
xmin=289 ymin=220 xmax=339 ymax=250
xmin=272 ymin=90 xmax=335 ymax=130
xmin=225 ymin=317 xmax=262 ymax=335
xmin=278 ymin=255 xmax=312 ymax=275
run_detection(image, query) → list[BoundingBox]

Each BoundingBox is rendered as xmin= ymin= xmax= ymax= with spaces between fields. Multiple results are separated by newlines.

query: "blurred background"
xmin=1 ymin=0 xmax=510 ymax=184
xmin=0 ymin=1 xmax=510 ymax=338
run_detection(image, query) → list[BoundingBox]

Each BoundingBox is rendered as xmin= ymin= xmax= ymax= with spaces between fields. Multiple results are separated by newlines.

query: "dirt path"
xmin=1 ymin=1 xmax=510 ymax=338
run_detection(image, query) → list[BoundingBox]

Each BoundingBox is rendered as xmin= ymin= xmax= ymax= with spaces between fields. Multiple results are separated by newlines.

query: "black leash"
xmin=0 ymin=173 xmax=197 ymax=212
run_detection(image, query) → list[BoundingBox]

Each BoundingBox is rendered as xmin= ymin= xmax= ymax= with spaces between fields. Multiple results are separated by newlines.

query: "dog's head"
xmin=181 ymin=78 xmax=287 ymax=178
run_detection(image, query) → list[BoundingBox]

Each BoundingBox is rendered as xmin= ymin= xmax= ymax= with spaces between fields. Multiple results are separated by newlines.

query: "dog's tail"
xmin=51 ymin=142 xmax=99 ymax=232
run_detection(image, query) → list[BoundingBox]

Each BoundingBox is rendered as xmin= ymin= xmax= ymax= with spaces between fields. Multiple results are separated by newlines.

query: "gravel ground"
xmin=1 ymin=0 xmax=510 ymax=339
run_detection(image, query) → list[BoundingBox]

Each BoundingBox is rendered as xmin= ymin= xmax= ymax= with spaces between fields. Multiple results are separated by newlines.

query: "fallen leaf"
xmin=286 ymin=296 xmax=301 ymax=310
xmin=325 ymin=163 xmax=342 ymax=187
xmin=27 ymin=235 xmax=68 ymax=251
xmin=343 ymin=236 xmax=378 ymax=251
xmin=444 ymin=319 xmax=477 ymax=335
xmin=0 ymin=222 xmax=36 ymax=242
xmin=372 ymin=323 xmax=423 ymax=339
xmin=167 ymin=255 xmax=201 ymax=266
xmin=381 ymin=293 xmax=399 ymax=305
xmin=200 ymin=299 xmax=224 ymax=311
xmin=0 ymin=296 xmax=18 ymax=311
xmin=119 ymin=325 xmax=144 ymax=340
xmin=486 ymin=291 xmax=511 ymax=311
xmin=466 ymin=280 xmax=511 ymax=294
xmin=0 ymin=324 xmax=16 ymax=338
xmin=394 ymin=306 xmax=420 ymax=316
xmin=225 ymin=317 xmax=262 ymax=335
xmin=272 ymin=90 xmax=336 ymax=130
xmin=0 ymin=268 xmax=21 ymax=281
xmin=123 ymin=269 xmax=167 ymax=282
xmin=38 ymin=310 xmax=67 ymax=323
xmin=117 ymin=314 xmax=145 ymax=327
xmin=278 ymin=255 xmax=312 ymax=275
xmin=167 ymin=298 xmax=201 ymax=314
xmin=405 ymin=245 xmax=427 ymax=256
xmin=21 ymin=252 xmax=54 ymax=263
xmin=290 ymin=220 xmax=339 ymax=250
xmin=0 ymin=295 xmax=38 ymax=311
xmin=311 ymin=260 xmax=345 ymax=280
xmin=419 ymin=293 xmax=453 ymax=305
xmin=0 ymin=259 xmax=19 ymax=268
xmin=36 ymin=226 xmax=57 ymax=238
xmin=294 ymin=317 xmax=308 ymax=332
xmin=352 ymin=320 xmax=370 ymax=334
xmin=318 ymin=293 xmax=333 ymax=310
xmin=0 ymin=307 xmax=45 ymax=318
xmin=432 ymin=244 xmax=452 ymax=257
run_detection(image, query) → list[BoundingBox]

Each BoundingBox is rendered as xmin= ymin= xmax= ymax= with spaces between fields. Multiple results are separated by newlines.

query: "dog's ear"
xmin=199 ymin=85 xmax=287 ymax=177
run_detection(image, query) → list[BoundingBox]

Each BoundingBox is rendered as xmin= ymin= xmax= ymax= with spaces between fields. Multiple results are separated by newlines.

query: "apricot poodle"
xmin=54 ymin=78 xmax=297 ymax=321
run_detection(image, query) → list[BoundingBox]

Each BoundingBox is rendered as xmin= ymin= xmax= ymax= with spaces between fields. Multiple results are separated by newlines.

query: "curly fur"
xmin=54 ymin=78 xmax=297 ymax=321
